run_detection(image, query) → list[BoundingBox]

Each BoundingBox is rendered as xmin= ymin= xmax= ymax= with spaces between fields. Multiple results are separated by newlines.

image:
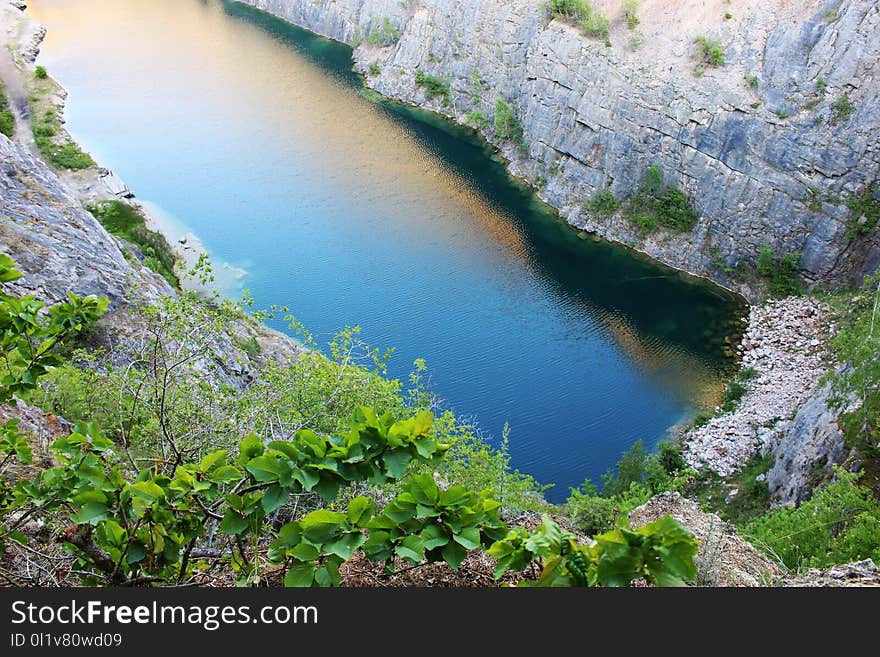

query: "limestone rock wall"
xmin=767 ymin=381 xmax=847 ymax=506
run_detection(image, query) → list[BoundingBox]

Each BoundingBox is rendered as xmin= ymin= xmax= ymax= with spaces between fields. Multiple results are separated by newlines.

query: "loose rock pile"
xmin=783 ymin=559 xmax=880 ymax=587
xmin=684 ymin=296 xmax=834 ymax=476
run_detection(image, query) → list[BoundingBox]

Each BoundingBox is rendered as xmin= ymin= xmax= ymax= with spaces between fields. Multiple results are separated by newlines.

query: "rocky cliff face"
xmin=766 ymin=381 xmax=847 ymax=506
xmin=0 ymin=135 xmax=169 ymax=309
xmin=240 ymin=0 xmax=880 ymax=298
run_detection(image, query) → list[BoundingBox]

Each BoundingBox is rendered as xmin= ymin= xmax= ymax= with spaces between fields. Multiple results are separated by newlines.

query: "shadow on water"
xmin=220 ymin=0 xmax=748 ymax=369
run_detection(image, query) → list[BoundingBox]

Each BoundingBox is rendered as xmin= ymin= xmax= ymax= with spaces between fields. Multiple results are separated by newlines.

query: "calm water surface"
xmin=29 ymin=0 xmax=746 ymax=500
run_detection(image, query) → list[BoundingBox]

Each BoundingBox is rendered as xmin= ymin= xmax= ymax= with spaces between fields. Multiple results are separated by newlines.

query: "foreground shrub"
xmin=745 ymin=468 xmax=880 ymax=571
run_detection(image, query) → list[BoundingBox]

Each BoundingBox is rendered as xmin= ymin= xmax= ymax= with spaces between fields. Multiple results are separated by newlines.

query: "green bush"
xmin=831 ymin=95 xmax=855 ymax=124
xmin=85 ymin=201 xmax=179 ymax=288
xmin=622 ymin=165 xmax=698 ymax=233
xmin=567 ymin=480 xmax=651 ymax=535
xmin=548 ymin=0 xmax=610 ymax=45
xmin=844 ymin=184 xmax=879 ymax=237
xmin=494 ymin=98 xmax=523 ymax=143
xmin=30 ymin=100 xmax=94 ymax=170
xmin=601 ymin=439 xmax=647 ymax=496
xmin=34 ymin=65 xmax=48 ymax=80
xmin=34 ymin=138 xmax=94 ymax=170
xmin=548 ymin=0 xmax=592 ymax=23
xmin=580 ymin=13 xmax=610 ymax=45
xmin=693 ymin=410 xmax=713 ymax=427
xmin=653 ymin=187 xmax=698 ymax=231
xmin=465 ymin=109 xmax=489 ymax=128
xmin=364 ymin=16 xmax=400 ymax=47
xmin=0 ymin=82 xmax=13 ymax=138
xmin=828 ymin=274 xmax=880 ymax=460
xmin=641 ymin=164 xmax=665 ymax=196
xmin=745 ymin=468 xmax=880 ymax=572
xmin=368 ymin=62 xmax=381 ymax=76
xmin=566 ymin=439 xmax=688 ymax=535
xmin=755 ymin=245 xmax=801 ymax=297
xmin=32 ymin=123 xmax=55 ymax=138
xmin=694 ymin=35 xmax=725 ymax=67
xmin=588 ymin=189 xmax=621 ymax=217
xmin=414 ymin=69 xmax=451 ymax=104
xmin=721 ymin=380 xmax=747 ymax=413
xmin=621 ymin=0 xmax=640 ymax=30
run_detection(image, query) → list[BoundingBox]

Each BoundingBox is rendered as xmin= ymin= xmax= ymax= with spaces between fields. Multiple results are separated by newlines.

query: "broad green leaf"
xmin=441 ymin=541 xmax=468 ymax=570
xmin=73 ymin=490 xmax=107 ymax=505
xmin=199 ymin=450 xmax=228 ymax=473
xmin=284 ymin=562 xmax=315 ymax=587
xmin=311 ymin=476 xmax=341 ymax=504
xmin=244 ymin=455 xmax=286 ymax=483
xmin=290 ymin=542 xmax=321 ymax=562
xmin=346 ymin=496 xmax=376 ymax=526
xmin=395 ymin=534 xmax=426 ymax=563
xmin=125 ymin=543 xmax=147 ymax=565
xmin=413 ymin=436 xmax=438 ymax=459
xmin=98 ymin=519 xmax=126 ymax=547
xmin=128 ymin=480 xmax=165 ymax=502
xmin=300 ymin=510 xmax=347 ymax=543
xmin=453 ymin=526 xmax=481 ymax=550
xmin=654 ymin=544 xmax=697 ymax=582
xmin=275 ymin=522 xmax=302 ymax=547
xmin=71 ymin=502 xmax=109 ymax=525
xmin=382 ymin=499 xmax=417 ymax=524
xmin=408 ymin=474 xmax=439 ymax=506
xmin=382 ymin=451 xmax=412 ymax=479
xmin=207 ymin=464 xmax=242 ymax=484
xmin=267 ymin=441 xmax=301 ymax=461
xmin=314 ymin=566 xmax=332 ymax=587
xmin=420 ymin=524 xmax=450 ymax=550
xmin=326 ymin=532 xmax=366 ymax=560
xmin=220 ymin=510 xmax=249 ymax=536
xmin=237 ymin=433 xmax=264 ymax=464
xmin=440 ymin=485 xmax=471 ymax=508
xmin=415 ymin=503 xmax=442 ymax=519
xmin=294 ymin=430 xmax=326 ymax=458
xmin=261 ymin=484 xmax=289 ymax=513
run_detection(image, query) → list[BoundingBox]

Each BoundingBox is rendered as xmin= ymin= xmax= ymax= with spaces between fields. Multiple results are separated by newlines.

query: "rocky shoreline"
xmin=682 ymin=295 xmax=843 ymax=503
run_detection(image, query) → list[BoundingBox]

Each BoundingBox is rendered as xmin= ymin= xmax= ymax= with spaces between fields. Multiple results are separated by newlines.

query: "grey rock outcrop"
xmin=767 ymin=381 xmax=847 ymax=506
xmin=240 ymin=0 xmax=880 ymax=298
xmin=0 ymin=134 xmax=170 ymax=309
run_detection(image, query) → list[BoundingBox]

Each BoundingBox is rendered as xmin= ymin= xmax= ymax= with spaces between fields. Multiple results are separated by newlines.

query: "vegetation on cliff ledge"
xmin=86 ymin=200 xmax=180 ymax=289
xmin=0 ymin=81 xmax=14 ymax=138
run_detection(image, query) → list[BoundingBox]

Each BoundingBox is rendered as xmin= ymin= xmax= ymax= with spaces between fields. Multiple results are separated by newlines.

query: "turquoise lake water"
xmin=29 ymin=0 xmax=746 ymax=501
